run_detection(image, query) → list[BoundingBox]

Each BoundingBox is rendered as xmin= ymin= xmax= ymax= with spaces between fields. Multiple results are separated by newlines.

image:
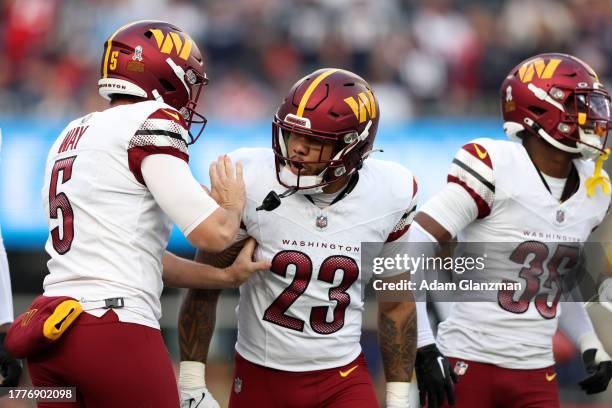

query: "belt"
xmin=79 ymin=297 xmax=125 ymax=311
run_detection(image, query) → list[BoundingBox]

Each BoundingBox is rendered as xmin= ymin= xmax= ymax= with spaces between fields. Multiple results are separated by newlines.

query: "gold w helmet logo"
xmin=344 ymin=91 xmax=377 ymax=124
xmin=518 ymin=58 xmax=562 ymax=83
xmin=149 ymin=28 xmax=193 ymax=60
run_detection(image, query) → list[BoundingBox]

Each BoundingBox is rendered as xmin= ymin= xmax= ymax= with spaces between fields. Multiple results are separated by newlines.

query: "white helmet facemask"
xmin=505 ymin=83 xmax=609 ymax=161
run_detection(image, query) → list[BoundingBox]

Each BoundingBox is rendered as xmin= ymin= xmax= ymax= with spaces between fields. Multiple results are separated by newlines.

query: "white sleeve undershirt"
xmin=557 ymin=284 xmax=597 ymax=352
xmin=417 ymin=300 xmax=435 ymax=348
xmin=420 ymin=183 xmax=479 ymax=238
xmin=141 ymin=154 xmax=219 ymax=236
xmin=558 ymin=300 xmax=595 ymax=346
xmin=405 ymin=223 xmax=438 ymax=348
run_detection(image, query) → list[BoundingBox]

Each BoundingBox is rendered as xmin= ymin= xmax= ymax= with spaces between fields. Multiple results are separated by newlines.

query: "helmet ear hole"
xmin=528 ymin=106 xmax=547 ymax=116
xmin=159 ymin=79 xmax=176 ymax=92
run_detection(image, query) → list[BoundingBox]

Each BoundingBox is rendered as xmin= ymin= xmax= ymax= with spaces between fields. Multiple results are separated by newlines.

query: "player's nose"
xmin=290 ymin=135 xmax=310 ymax=156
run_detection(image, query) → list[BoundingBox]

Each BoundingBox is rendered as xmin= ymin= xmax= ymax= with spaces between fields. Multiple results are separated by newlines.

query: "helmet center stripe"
xmin=296 ymin=68 xmax=341 ymax=117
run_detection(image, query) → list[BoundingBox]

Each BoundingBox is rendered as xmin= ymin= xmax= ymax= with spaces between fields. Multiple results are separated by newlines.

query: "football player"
xmin=409 ymin=53 xmax=612 ymax=407
xmin=22 ymin=20 xmax=268 ymax=406
xmin=178 ymin=68 xmax=420 ymax=407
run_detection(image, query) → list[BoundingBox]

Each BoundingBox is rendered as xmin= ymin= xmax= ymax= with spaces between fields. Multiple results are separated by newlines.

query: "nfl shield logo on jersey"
xmin=233 ymin=377 xmax=242 ymax=394
xmin=556 ymin=209 xmax=565 ymax=223
xmin=316 ymin=215 xmax=328 ymax=230
xmin=454 ymin=361 xmax=469 ymax=376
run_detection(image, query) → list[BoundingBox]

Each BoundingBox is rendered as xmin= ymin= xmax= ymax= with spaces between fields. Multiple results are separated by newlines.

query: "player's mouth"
xmin=289 ymin=158 xmax=307 ymax=175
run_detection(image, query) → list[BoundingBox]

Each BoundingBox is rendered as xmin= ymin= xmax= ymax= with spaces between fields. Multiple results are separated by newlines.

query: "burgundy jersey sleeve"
xmin=447 ymin=142 xmax=495 ymax=219
xmin=128 ymin=108 xmax=189 ymax=185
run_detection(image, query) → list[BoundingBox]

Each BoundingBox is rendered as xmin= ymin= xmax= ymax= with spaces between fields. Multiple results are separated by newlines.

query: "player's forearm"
xmin=162 ymin=251 xmax=234 ymax=289
xmin=212 ymin=206 xmax=243 ymax=250
xmin=378 ymin=301 xmax=417 ymax=382
xmin=178 ymin=242 xmax=246 ymax=361
xmin=187 ymin=207 xmax=242 ymax=252
xmin=179 ymin=288 xmax=221 ymax=362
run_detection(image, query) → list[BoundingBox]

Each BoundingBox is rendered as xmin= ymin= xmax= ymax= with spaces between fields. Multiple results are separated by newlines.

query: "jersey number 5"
xmin=263 ymin=250 xmax=359 ymax=335
xmin=49 ymin=157 xmax=77 ymax=254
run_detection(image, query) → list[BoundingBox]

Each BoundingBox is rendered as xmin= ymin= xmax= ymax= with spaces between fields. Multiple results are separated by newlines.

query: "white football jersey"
xmin=230 ymin=148 xmax=417 ymax=371
xmin=435 ymin=138 xmax=610 ymax=369
xmin=42 ymin=100 xmax=191 ymax=329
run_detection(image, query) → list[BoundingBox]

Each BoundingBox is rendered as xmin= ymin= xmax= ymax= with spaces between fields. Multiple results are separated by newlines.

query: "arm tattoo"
xmin=178 ymin=240 xmax=247 ymax=362
xmin=378 ymin=305 xmax=417 ymax=382
xmin=179 ymin=288 xmax=220 ymax=362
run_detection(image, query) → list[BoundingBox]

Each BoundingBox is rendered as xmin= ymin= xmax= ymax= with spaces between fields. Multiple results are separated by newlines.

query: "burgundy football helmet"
xmin=98 ymin=20 xmax=208 ymax=143
xmin=273 ymin=68 xmax=380 ymax=193
xmin=501 ymin=53 xmax=611 ymax=160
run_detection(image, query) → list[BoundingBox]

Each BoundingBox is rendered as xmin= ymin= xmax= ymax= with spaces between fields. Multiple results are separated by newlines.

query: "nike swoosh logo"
xmin=339 ymin=365 xmax=358 ymax=378
xmin=437 ymin=356 xmax=447 ymax=378
xmin=473 ymin=144 xmax=488 ymax=160
xmin=162 ymin=109 xmax=181 ymax=121
xmin=546 ymin=373 xmax=557 ymax=382
xmin=186 ymin=392 xmax=206 ymax=408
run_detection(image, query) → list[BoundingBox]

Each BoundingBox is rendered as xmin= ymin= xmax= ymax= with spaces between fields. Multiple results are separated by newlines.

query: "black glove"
xmin=415 ymin=344 xmax=457 ymax=407
xmin=0 ymin=332 xmax=22 ymax=387
xmin=579 ymin=348 xmax=612 ymax=395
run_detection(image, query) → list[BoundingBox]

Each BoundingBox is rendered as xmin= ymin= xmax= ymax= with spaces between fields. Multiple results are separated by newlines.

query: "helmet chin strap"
xmin=512 ymin=117 xmax=604 ymax=160
xmin=522 ymin=117 xmax=583 ymax=154
xmin=152 ymin=89 xmax=164 ymax=103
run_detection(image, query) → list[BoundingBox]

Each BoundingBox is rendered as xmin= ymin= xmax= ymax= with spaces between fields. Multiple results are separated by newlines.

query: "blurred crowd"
xmin=0 ymin=0 xmax=611 ymax=121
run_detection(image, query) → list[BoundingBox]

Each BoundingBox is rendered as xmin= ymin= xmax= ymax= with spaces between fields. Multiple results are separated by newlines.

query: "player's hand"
xmin=179 ymin=362 xmax=221 ymax=408
xmin=415 ymin=344 xmax=457 ymax=407
xmin=180 ymin=386 xmax=220 ymax=408
xmin=579 ymin=348 xmax=612 ymax=394
xmin=0 ymin=332 xmax=22 ymax=387
xmin=209 ymin=155 xmax=245 ymax=213
xmin=225 ymin=238 xmax=271 ymax=287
